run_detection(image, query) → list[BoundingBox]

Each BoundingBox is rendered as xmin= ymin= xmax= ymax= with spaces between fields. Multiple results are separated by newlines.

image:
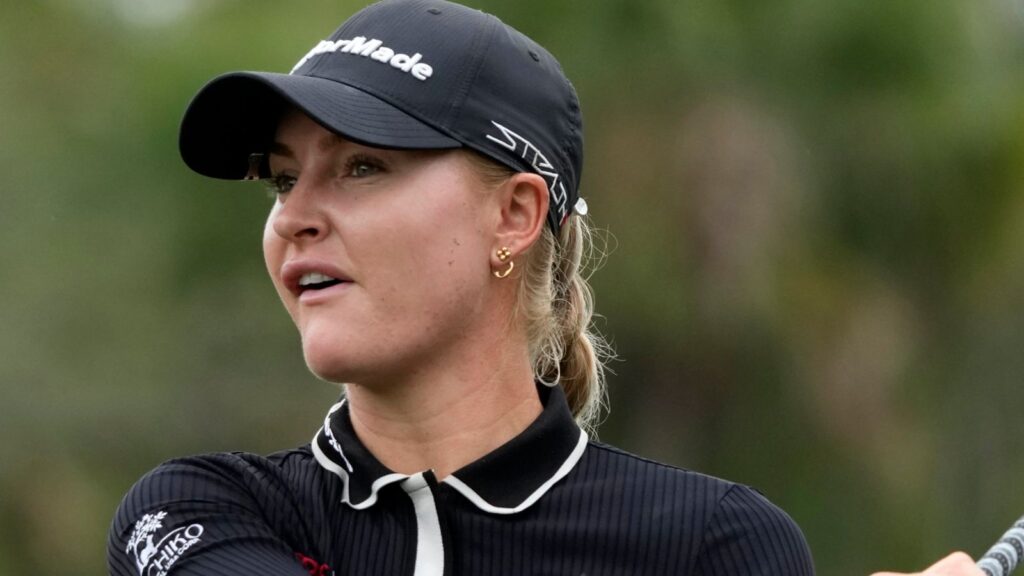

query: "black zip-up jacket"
xmin=108 ymin=386 xmax=815 ymax=575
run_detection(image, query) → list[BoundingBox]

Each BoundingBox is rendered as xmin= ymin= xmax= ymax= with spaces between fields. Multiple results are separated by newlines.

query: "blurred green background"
xmin=3 ymin=0 xmax=1024 ymax=574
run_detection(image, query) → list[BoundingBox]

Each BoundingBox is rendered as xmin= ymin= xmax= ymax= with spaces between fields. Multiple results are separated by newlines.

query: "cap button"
xmin=427 ymin=7 xmax=441 ymax=15
xmin=574 ymin=198 xmax=589 ymax=216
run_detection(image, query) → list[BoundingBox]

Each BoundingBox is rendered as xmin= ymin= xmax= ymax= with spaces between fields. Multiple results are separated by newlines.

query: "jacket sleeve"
xmin=694 ymin=484 xmax=815 ymax=576
xmin=107 ymin=454 xmax=316 ymax=576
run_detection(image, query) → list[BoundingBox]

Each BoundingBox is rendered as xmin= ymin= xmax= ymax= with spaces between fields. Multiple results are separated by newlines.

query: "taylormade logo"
xmin=291 ymin=37 xmax=434 ymax=81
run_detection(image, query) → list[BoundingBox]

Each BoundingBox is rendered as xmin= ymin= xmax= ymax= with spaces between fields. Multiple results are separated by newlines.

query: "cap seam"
xmin=441 ymin=12 xmax=499 ymax=130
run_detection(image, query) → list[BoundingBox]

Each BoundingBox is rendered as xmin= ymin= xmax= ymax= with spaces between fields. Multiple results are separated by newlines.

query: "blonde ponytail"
xmin=526 ymin=216 xmax=610 ymax=432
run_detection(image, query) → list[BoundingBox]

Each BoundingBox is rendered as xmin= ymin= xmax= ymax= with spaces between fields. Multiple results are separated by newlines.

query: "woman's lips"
xmin=297 ymin=279 xmax=353 ymax=304
xmin=280 ymin=259 xmax=353 ymax=298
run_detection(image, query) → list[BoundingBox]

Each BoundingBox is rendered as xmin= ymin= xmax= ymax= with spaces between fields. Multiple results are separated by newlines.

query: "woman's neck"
xmin=343 ymin=338 xmax=542 ymax=480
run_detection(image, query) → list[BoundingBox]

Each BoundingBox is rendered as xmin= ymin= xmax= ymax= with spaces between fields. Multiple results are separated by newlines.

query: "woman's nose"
xmin=270 ymin=184 xmax=326 ymax=241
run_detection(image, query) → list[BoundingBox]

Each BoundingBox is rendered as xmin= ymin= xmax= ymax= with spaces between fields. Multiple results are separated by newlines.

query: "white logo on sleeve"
xmin=126 ymin=511 xmax=204 ymax=576
xmin=291 ymin=36 xmax=434 ymax=81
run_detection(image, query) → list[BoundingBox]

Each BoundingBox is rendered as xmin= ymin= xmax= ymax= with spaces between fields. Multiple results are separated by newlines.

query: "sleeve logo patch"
xmin=126 ymin=511 xmax=204 ymax=575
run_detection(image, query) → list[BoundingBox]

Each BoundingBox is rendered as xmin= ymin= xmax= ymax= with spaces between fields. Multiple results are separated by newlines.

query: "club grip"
xmin=977 ymin=516 xmax=1024 ymax=576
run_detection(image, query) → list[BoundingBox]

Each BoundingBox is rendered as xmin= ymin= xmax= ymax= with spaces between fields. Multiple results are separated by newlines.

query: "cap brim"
xmin=179 ymin=71 xmax=462 ymax=179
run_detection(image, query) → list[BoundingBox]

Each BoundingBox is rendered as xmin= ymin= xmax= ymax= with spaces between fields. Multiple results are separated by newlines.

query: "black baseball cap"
xmin=179 ymin=0 xmax=586 ymax=233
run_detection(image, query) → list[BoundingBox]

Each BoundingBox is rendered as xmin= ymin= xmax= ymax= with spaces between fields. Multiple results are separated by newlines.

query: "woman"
xmin=107 ymin=1 xmax=984 ymax=575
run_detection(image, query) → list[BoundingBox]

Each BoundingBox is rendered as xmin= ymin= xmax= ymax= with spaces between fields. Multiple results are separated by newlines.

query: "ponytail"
xmin=521 ymin=212 xmax=610 ymax=433
xmin=532 ymin=216 xmax=609 ymax=431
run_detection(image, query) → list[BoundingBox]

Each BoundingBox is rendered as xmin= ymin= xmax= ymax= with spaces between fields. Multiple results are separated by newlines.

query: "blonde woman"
xmin=107 ymin=1 xmax=983 ymax=575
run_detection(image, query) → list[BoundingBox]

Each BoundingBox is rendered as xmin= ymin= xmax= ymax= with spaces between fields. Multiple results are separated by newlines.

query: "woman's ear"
xmin=493 ymin=172 xmax=549 ymax=260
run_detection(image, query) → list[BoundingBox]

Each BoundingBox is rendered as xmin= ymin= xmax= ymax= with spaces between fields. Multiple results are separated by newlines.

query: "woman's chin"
xmin=305 ymin=364 xmax=346 ymax=384
xmin=300 ymin=341 xmax=354 ymax=384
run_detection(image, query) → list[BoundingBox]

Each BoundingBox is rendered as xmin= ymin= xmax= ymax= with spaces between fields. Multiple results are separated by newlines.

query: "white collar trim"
xmin=442 ymin=429 xmax=589 ymax=515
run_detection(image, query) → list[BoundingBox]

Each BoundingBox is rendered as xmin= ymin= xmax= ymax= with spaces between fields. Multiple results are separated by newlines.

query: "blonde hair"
xmin=464 ymin=151 xmax=611 ymax=433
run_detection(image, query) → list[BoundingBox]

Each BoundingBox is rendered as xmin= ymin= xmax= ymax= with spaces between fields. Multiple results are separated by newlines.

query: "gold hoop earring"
xmin=494 ymin=247 xmax=514 ymax=279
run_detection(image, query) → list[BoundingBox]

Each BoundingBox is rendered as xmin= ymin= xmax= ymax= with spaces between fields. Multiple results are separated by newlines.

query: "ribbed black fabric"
xmin=108 ymin=386 xmax=814 ymax=575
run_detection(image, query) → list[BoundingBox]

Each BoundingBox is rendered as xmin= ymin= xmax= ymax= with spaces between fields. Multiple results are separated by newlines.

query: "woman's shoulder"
xmin=107 ymin=447 xmax=333 ymax=576
xmin=110 ymin=445 xmax=329 ymax=530
xmin=576 ymin=440 xmax=816 ymax=575
xmin=116 ymin=446 xmax=321 ymax=500
xmin=581 ymin=439 xmax=747 ymax=499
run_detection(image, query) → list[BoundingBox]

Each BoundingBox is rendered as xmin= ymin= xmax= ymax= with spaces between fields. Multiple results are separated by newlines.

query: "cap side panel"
xmin=436 ymin=12 xmax=499 ymax=130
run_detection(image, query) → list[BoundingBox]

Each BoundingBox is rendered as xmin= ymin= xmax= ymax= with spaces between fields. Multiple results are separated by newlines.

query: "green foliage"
xmin=3 ymin=0 xmax=1023 ymax=574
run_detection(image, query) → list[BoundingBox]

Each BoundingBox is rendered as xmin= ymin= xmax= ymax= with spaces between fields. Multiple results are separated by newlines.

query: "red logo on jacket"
xmin=294 ymin=552 xmax=332 ymax=576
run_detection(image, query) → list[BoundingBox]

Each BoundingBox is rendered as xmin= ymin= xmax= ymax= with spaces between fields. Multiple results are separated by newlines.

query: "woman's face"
xmin=263 ymin=109 xmax=497 ymax=384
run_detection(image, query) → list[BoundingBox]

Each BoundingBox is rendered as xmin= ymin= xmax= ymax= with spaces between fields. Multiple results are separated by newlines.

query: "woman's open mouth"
xmin=298 ymin=272 xmax=345 ymax=292
xmin=295 ymin=272 xmax=352 ymax=303
xmin=281 ymin=261 xmax=354 ymax=302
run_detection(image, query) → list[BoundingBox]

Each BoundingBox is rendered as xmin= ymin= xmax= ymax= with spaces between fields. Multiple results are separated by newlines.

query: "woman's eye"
xmin=264 ymin=174 xmax=297 ymax=196
xmin=346 ymin=155 xmax=385 ymax=178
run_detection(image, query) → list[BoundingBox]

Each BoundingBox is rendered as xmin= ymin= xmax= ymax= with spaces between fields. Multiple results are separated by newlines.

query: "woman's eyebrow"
xmin=318 ymin=133 xmax=348 ymax=153
xmin=268 ymin=142 xmax=294 ymax=158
